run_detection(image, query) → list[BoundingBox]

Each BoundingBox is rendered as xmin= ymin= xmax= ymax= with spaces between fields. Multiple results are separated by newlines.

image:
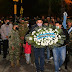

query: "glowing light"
xmin=65 ymin=0 xmax=72 ymax=5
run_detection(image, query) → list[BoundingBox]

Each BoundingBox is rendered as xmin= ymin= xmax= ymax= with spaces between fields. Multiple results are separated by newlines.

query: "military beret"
xmin=13 ymin=22 xmax=19 ymax=25
xmin=67 ymin=19 xmax=72 ymax=23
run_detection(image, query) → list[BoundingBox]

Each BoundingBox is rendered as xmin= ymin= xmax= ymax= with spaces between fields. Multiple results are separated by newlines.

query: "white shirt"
xmin=1 ymin=24 xmax=13 ymax=40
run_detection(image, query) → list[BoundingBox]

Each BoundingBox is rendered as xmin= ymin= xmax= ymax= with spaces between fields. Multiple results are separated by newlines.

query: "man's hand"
xmin=52 ymin=19 xmax=54 ymax=22
xmin=6 ymin=36 xmax=8 ymax=39
xmin=63 ymin=12 xmax=68 ymax=17
xmin=66 ymin=44 xmax=69 ymax=46
xmin=12 ymin=46 xmax=14 ymax=50
xmin=20 ymin=37 xmax=24 ymax=40
xmin=23 ymin=44 xmax=26 ymax=48
xmin=19 ymin=43 xmax=21 ymax=46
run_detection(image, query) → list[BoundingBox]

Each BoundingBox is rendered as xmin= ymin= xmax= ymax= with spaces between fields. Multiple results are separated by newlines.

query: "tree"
xmin=38 ymin=0 xmax=61 ymax=16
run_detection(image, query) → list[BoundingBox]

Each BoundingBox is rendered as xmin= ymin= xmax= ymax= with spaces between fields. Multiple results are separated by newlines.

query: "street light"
xmin=13 ymin=0 xmax=19 ymax=22
xmin=20 ymin=0 xmax=24 ymax=16
xmin=13 ymin=0 xmax=18 ymax=2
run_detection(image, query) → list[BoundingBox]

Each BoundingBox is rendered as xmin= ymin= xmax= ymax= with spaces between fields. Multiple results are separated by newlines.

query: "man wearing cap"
xmin=8 ymin=22 xmax=21 ymax=67
xmin=64 ymin=14 xmax=72 ymax=69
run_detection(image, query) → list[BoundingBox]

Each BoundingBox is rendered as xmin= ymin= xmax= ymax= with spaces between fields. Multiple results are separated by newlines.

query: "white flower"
xmin=29 ymin=37 xmax=32 ymax=40
xmin=42 ymin=44 xmax=46 ymax=46
xmin=50 ymin=41 xmax=53 ymax=45
xmin=49 ymin=28 xmax=52 ymax=31
xmin=41 ymin=42 xmax=44 ymax=45
xmin=34 ymin=35 xmax=37 ymax=38
xmin=32 ymin=31 xmax=36 ymax=35
xmin=40 ymin=32 xmax=42 ymax=34
xmin=36 ymin=33 xmax=39 ymax=36
xmin=43 ymin=32 xmax=45 ymax=34
xmin=37 ymin=28 xmax=42 ymax=32
xmin=47 ymin=41 xmax=50 ymax=44
xmin=34 ymin=38 xmax=37 ymax=41
xmin=37 ymin=39 xmax=41 ymax=42
xmin=54 ymin=39 xmax=58 ymax=44
xmin=46 ymin=30 xmax=49 ymax=33
xmin=45 ymin=42 xmax=48 ymax=46
xmin=55 ymin=29 xmax=58 ymax=32
xmin=43 ymin=43 xmax=46 ymax=45
xmin=58 ymin=35 xmax=61 ymax=39
xmin=44 ymin=28 xmax=46 ymax=30
xmin=37 ymin=43 xmax=40 ymax=45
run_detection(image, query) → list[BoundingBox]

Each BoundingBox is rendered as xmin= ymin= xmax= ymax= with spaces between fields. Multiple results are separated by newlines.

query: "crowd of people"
xmin=0 ymin=12 xmax=72 ymax=72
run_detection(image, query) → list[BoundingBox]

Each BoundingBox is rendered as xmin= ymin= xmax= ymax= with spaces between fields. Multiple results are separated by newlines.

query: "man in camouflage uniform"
xmin=19 ymin=18 xmax=29 ymax=55
xmin=67 ymin=19 xmax=72 ymax=55
xmin=8 ymin=22 xmax=21 ymax=67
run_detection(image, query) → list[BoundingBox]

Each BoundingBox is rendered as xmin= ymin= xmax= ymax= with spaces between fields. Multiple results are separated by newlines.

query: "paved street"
xmin=0 ymin=54 xmax=72 ymax=72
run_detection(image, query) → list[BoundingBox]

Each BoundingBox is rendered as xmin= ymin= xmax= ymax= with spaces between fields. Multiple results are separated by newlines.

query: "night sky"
xmin=0 ymin=0 xmax=48 ymax=17
xmin=1 ymin=0 xmax=72 ymax=17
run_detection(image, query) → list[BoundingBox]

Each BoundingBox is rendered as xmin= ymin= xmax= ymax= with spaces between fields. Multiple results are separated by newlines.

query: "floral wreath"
xmin=25 ymin=27 xmax=66 ymax=48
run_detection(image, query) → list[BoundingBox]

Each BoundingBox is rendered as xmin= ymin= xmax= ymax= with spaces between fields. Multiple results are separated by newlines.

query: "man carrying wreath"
xmin=31 ymin=18 xmax=45 ymax=72
xmin=52 ymin=12 xmax=69 ymax=72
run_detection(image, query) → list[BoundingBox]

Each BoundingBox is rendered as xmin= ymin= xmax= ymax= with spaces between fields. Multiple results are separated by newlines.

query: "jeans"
xmin=3 ymin=40 xmax=9 ymax=58
xmin=25 ymin=54 xmax=30 ymax=62
xmin=47 ymin=47 xmax=50 ymax=60
xmin=34 ymin=48 xmax=45 ymax=71
xmin=52 ymin=46 xmax=66 ymax=72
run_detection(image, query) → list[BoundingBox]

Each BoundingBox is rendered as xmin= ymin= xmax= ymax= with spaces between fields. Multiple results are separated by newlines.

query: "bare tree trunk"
xmin=48 ymin=1 xmax=51 ymax=16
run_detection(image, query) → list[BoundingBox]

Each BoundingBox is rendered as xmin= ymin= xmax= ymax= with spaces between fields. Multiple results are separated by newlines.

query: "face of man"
xmin=14 ymin=25 xmax=19 ymax=30
xmin=10 ymin=21 xmax=13 ymax=24
xmin=27 ymin=17 xmax=29 ymax=20
xmin=47 ymin=17 xmax=50 ymax=21
xmin=67 ymin=21 xmax=72 ymax=26
xmin=42 ymin=16 xmax=45 ymax=20
xmin=5 ymin=20 xmax=9 ymax=25
xmin=44 ymin=23 xmax=48 ymax=26
xmin=36 ymin=20 xmax=43 ymax=27
xmin=21 ymin=20 xmax=24 ymax=23
xmin=57 ymin=17 xmax=60 ymax=21
xmin=59 ymin=24 xmax=62 ymax=29
xmin=55 ymin=23 xmax=60 ymax=29
xmin=6 ymin=20 xmax=9 ymax=23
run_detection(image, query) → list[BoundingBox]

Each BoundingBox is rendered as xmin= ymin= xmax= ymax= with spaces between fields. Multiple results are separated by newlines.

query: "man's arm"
xmin=63 ymin=12 xmax=68 ymax=29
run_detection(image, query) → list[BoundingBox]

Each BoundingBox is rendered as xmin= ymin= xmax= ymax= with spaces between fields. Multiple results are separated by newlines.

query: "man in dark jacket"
xmin=31 ymin=18 xmax=45 ymax=72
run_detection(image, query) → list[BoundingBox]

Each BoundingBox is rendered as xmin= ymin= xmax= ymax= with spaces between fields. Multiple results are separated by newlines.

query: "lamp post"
xmin=20 ymin=0 xmax=24 ymax=16
xmin=13 ymin=0 xmax=19 ymax=22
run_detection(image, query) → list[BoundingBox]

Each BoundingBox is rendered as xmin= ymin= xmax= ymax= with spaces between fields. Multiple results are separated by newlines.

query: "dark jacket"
xmin=30 ymin=24 xmax=45 ymax=32
xmin=60 ymin=28 xmax=69 ymax=46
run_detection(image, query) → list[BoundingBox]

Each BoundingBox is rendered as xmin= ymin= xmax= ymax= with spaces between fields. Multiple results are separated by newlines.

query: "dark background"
xmin=0 ymin=0 xmax=72 ymax=17
xmin=0 ymin=0 xmax=50 ymax=17
xmin=0 ymin=0 xmax=40 ymax=17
